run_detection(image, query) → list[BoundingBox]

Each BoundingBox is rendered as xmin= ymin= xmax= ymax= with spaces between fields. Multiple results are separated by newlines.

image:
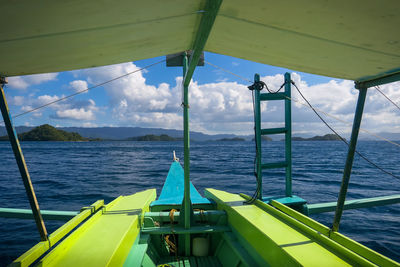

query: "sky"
xmin=2 ymin=52 xmax=400 ymax=136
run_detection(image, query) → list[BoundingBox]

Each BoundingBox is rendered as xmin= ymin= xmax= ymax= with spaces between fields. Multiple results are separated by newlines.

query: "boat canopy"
xmin=0 ymin=0 xmax=399 ymax=83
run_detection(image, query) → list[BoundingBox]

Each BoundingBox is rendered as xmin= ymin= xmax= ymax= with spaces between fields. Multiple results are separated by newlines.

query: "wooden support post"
xmin=253 ymin=74 xmax=262 ymax=199
xmin=182 ymin=52 xmax=192 ymax=256
xmin=332 ymin=86 xmax=368 ymax=232
xmin=179 ymin=0 xmax=222 ymax=255
xmin=284 ymin=73 xmax=292 ymax=197
xmin=0 ymin=80 xmax=48 ymax=241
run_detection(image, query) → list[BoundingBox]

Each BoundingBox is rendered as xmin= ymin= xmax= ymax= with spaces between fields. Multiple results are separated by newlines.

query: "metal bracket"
xmin=0 ymin=76 xmax=8 ymax=85
xmin=355 ymin=71 xmax=400 ymax=89
xmin=166 ymin=50 xmax=204 ymax=67
xmin=247 ymin=80 xmax=265 ymax=91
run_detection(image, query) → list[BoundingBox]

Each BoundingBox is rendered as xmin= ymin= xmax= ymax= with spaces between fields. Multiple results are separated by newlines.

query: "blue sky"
xmin=3 ymin=52 xmax=400 ymax=136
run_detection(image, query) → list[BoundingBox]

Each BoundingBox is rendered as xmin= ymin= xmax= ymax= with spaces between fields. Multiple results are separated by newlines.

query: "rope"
xmin=248 ymin=79 xmax=285 ymax=94
xmin=285 ymin=95 xmax=400 ymax=148
xmin=193 ymin=208 xmax=206 ymax=223
xmin=167 ymin=209 xmax=179 ymax=265
xmin=2 ymin=59 xmax=166 ymax=122
xmin=291 ymin=81 xmax=400 ymax=180
xmin=204 ymin=60 xmax=400 ymax=148
xmin=204 ymin=61 xmax=252 ymax=83
xmin=374 ymin=86 xmax=400 ymax=112
xmin=204 ymin=60 xmax=400 ymax=180
xmin=245 ymin=89 xmax=261 ymax=204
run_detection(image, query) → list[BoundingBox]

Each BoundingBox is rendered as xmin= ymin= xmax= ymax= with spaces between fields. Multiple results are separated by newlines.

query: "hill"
xmin=217 ymin=137 xmax=245 ymax=141
xmin=0 ymin=124 xmax=87 ymax=141
xmin=252 ymin=136 xmax=273 ymax=141
xmin=47 ymin=127 xmax=248 ymax=141
xmin=1 ymin=126 xmax=398 ymax=141
xmin=127 ymin=134 xmax=182 ymax=141
xmin=292 ymin=134 xmax=343 ymax=141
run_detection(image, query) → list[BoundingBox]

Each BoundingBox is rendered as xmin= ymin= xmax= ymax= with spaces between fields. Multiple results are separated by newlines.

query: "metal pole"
xmin=182 ymin=52 xmax=191 ymax=256
xmin=0 ymin=80 xmax=48 ymax=241
xmin=284 ymin=73 xmax=292 ymax=197
xmin=254 ymin=74 xmax=262 ymax=199
xmin=183 ymin=52 xmax=191 ymax=225
xmin=332 ymin=86 xmax=368 ymax=232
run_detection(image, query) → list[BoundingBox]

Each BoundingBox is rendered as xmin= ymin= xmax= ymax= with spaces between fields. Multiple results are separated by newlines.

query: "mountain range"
xmin=0 ymin=126 xmax=399 ymax=141
xmin=0 ymin=126 xmax=249 ymax=141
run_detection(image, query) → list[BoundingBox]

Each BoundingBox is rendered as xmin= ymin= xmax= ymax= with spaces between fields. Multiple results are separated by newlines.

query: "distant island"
xmin=2 ymin=125 xmax=395 ymax=141
xmin=292 ymin=134 xmax=343 ymax=141
xmin=0 ymin=126 xmax=182 ymax=142
xmin=0 ymin=124 xmax=355 ymax=143
xmin=252 ymin=136 xmax=273 ymax=141
xmin=217 ymin=137 xmax=245 ymax=141
xmin=126 ymin=134 xmax=182 ymax=141
xmin=0 ymin=124 xmax=88 ymax=141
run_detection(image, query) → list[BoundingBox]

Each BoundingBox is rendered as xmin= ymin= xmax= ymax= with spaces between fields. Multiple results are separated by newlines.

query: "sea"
xmin=0 ymin=140 xmax=399 ymax=265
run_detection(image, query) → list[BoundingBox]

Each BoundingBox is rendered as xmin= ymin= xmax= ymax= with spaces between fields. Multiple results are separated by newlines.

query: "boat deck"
xmin=36 ymin=190 xmax=156 ymax=266
xmin=150 ymin=162 xmax=212 ymax=211
xmin=157 ymin=256 xmax=221 ymax=267
xmin=205 ymin=188 xmax=396 ymax=266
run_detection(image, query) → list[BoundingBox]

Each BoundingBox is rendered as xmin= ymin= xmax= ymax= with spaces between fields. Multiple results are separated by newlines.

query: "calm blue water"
xmin=0 ymin=140 xmax=399 ymax=265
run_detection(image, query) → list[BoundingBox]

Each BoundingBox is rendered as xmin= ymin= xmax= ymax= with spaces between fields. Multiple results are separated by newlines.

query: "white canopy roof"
xmin=1 ymin=0 xmax=399 ymax=83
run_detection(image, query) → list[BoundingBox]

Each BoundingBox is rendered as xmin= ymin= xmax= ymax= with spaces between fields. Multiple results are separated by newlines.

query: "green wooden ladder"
xmin=253 ymin=72 xmax=292 ymax=199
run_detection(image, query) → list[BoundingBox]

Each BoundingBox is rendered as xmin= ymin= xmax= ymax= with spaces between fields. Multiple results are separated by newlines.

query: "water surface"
xmin=0 ymin=140 xmax=399 ymax=264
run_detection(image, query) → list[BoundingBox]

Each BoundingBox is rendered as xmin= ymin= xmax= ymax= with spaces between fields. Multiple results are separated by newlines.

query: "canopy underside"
xmin=0 ymin=0 xmax=399 ymax=83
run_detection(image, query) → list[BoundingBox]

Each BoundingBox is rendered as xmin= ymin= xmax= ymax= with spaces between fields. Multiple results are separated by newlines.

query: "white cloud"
xmin=55 ymin=108 xmax=95 ymax=120
xmin=8 ymin=77 xmax=29 ymax=89
xmin=8 ymin=73 xmax=58 ymax=89
xmin=12 ymin=91 xmax=100 ymax=122
xmin=65 ymin=62 xmax=400 ymax=135
xmin=36 ymin=94 xmax=60 ymax=106
xmin=73 ymin=62 xmax=180 ymax=127
xmin=52 ymin=98 xmax=98 ymax=121
xmin=9 ymin=96 xmax=25 ymax=106
xmin=69 ymin=80 xmax=88 ymax=93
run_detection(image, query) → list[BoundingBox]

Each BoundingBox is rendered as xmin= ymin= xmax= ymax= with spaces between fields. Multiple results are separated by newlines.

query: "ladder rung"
xmin=261 ymin=127 xmax=287 ymax=135
xmin=261 ymin=161 xmax=288 ymax=169
xmin=260 ymin=92 xmax=287 ymax=101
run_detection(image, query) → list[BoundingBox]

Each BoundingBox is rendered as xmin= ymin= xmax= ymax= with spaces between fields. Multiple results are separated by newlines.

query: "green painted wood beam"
xmin=180 ymin=0 xmax=222 ymax=256
xmin=222 ymin=232 xmax=258 ymax=267
xmin=182 ymin=52 xmax=191 ymax=228
xmin=284 ymin=72 xmax=292 ymax=197
xmin=238 ymin=193 xmax=389 ymax=266
xmin=209 ymin=189 xmax=398 ymax=266
xmin=141 ymin=225 xmax=229 ymax=235
xmin=123 ymin=234 xmax=150 ymax=267
xmin=48 ymin=200 xmax=104 ymax=245
xmin=308 ymin=194 xmax=400 ymax=214
xmin=332 ymin=86 xmax=368 ymax=232
xmin=11 ymin=200 xmax=104 ymax=267
xmin=0 ymin=207 xmax=78 ymax=221
xmin=260 ymin=127 xmax=286 ymax=135
xmin=254 ymin=74 xmax=262 ymax=199
xmin=268 ymin=198 xmax=399 ymax=267
xmin=181 ymin=52 xmax=192 ymax=257
xmin=183 ymin=0 xmax=222 ymax=87
xmin=144 ymin=210 xmax=225 ymax=222
xmin=356 ymin=71 xmax=400 ymax=88
xmin=260 ymin=92 xmax=286 ymax=101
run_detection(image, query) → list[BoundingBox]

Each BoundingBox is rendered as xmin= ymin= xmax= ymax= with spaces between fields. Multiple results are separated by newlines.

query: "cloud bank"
xmin=6 ymin=62 xmax=400 ymax=135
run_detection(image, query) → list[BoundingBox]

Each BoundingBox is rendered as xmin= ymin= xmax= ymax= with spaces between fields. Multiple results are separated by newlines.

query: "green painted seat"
xmin=37 ymin=189 xmax=156 ymax=266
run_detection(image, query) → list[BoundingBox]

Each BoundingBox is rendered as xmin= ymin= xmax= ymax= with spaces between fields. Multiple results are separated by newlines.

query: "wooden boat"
xmin=0 ymin=0 xmax=399 ymax=266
